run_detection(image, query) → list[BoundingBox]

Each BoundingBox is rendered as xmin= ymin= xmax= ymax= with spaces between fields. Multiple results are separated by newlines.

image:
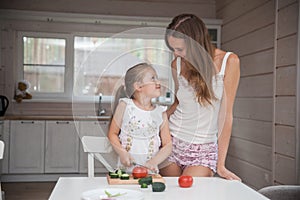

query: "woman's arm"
xmin=166 ymin=57 xmax=180 ymax=118
xmin=145 ymin=112 xmax=172 ymax=170
xmin=217 ymin=53 xmax=241 ymax=181
xmin=107 ymin=101 xmax=133 ymax=167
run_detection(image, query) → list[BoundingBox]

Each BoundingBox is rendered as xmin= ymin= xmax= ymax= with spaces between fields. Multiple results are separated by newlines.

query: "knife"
xmin=131 ymin=161 xmax=159 ymax=174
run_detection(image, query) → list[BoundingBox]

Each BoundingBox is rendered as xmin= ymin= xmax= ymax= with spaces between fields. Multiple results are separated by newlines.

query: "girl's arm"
xmin=145 ymin=112 xmax=172 ymax=170
xmin=217 ymin=53 xmax=241 ymax=181
xmin=107 ymin=101 xmax=133 ymax=167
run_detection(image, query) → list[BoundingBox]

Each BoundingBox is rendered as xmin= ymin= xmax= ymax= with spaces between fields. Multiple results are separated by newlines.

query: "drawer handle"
xmin=56 ymin=121 xmax=70 ymax=124
xmin=21 ymin=121 xmax=34 ymax=124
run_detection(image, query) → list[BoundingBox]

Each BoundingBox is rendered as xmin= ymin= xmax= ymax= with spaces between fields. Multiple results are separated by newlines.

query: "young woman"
xmin=159 ymin=13 xmax=241 ymax=181
xmin=108 ymin=63 xmax=172 ymax=173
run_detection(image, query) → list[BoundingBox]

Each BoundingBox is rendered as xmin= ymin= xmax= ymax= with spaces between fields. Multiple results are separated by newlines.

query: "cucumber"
xmin=109 ymin=173 xmax=119 ymax=179
xmin=141 ymin=183 xmax=148 ymax=188
xmin=115 ymin=169 xmax=125 ymax=178
xmin=108 ymin=171 xmax=115 ymax=176
xmin=138 ymin=176 xmax=153 ymax=185
xmin=152 ymin=182 xmax=166 ymax=192
xmin=120 ymin=174 xmax=130 ymax=180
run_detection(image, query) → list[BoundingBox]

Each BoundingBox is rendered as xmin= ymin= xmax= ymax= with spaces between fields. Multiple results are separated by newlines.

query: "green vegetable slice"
xmin=109 ymin=173 xmax=119 ymax=179
xmin=120 ymin=174 xmax=130 ymax=180
xmin=104 ymin=190 xmax=127 ymax=197
xmin=141 ymin=183 xmax=148 ymax=188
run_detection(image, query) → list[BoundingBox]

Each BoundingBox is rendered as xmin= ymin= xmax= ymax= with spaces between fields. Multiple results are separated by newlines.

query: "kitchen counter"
xmin=3 ymin=115 xmax=111 ymax=121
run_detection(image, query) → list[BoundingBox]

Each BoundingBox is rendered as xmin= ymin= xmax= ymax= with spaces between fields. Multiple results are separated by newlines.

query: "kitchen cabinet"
xmin=1 ymin=118 xmax=112 ymax=181
xmin=45 ymin=121 xmax=79 ymax=173
xmin=9 ymin=120 xmax=45 ymax=173
xmin=79 ymin=120 xmax=109 ymax=173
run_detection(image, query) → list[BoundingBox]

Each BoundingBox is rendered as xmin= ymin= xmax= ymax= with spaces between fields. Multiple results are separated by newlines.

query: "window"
xmin=19 ymin=30 xmax=173 ymax=102
xmin=23 ymin=37 xmax=66 ymax=93
xmin=74 ymin=35 xmax=172 ymax=100
xmin=19 ymin=32 xmax=72 ymax=99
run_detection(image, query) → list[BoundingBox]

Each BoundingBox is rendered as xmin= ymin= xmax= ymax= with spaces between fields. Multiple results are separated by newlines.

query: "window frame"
xmin=17 ymin=31 xmax=74 ymax=100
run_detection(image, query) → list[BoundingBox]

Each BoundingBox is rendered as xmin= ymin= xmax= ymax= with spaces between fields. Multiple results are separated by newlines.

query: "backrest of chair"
xmin=81 ymin=136 xmax=114 ymax=177
xmin=82 ymin=136 xmax=112 ymax=153
xmin=0 ymin=140 xmax=4 ymax=160
xmin=258 ymin=185 xmax=300 ymax=200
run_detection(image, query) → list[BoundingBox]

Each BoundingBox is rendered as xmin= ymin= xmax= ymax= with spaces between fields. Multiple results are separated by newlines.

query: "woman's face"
xmin=167 ymin=36 xmax=187 ymax=58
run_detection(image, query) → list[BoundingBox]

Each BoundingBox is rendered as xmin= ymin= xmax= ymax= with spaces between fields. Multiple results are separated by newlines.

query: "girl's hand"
xmin=217 ymin=165 xmax=241 ymax=181
xmin=119 ymin=151 xmax=133 ymax=167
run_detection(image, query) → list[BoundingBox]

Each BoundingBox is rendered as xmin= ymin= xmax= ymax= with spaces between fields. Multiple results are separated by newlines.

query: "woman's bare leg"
xmin=159 ymin=163 xmax=182 ymax=176
xmin=182 ymin=165 xmax=213 ymax=177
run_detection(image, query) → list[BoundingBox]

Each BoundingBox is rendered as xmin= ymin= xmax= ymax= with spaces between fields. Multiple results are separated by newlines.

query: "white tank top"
xmin=169 ymin=52 xmax=232 ymax=144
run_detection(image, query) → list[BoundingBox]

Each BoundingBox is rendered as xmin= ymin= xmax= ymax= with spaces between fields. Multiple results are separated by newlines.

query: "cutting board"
xmin=107 ymin=174 xmax=165 ymax=185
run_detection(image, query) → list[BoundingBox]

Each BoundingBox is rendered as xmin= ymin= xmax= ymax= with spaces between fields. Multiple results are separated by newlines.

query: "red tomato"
xmin=132 ymin=166 xmax=148 ymax=178
xmin=178 ymin=175 xmax=193 ymax=188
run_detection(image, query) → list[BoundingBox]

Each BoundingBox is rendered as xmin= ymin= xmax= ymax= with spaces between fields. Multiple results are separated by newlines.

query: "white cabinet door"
xmin=79 ymin=120 xmax=110 ymax=173
xmin=9 ymin=120 xmax=45 ymax=173
xmin=45 ymin=121 xmax=79 ymax=173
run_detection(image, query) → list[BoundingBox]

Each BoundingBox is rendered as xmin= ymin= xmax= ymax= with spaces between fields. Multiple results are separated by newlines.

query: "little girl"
xmin=108 ymin=63 xmax=172 ymax=173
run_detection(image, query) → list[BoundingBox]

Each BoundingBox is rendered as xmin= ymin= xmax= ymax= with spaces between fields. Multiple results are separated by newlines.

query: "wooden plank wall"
xmin=274 ymin=0 xmax=299 ymax=185
xmin=216 ymin=0 xmax=300 ymax=189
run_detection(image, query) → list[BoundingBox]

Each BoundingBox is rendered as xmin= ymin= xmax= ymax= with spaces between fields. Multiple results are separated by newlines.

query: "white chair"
xmin=0 ymin=140 xmax=5 ymax=200
xmin=81 ymin=136 xmax=115 ymax=177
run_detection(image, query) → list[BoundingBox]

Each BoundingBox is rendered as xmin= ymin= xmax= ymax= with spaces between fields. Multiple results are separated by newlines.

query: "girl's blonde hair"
xmin=165 ymin=13 xmax=216 ymax=105
xmin=112 ymin=63 xmax=154 ymax=114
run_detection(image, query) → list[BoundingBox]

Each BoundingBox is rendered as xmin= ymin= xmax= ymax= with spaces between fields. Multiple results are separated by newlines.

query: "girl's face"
xmin=139 ymin=68 xmax=161 ymax=98
xmin=167 ymin=36 xmax=187 ymax=58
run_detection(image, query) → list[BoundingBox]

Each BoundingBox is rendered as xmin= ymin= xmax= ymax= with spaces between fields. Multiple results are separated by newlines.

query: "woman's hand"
xmin=144 ymin=160 xmax=159 ymax=173
xmin=217 ymin=165 xmax=241 ymax=181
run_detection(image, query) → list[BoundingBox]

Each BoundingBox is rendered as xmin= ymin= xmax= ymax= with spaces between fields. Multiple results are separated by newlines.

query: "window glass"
xmin=23 ymin=37 xmax=66 ymax=93
xmin=74 ymin=36 xmax=172 ymax=98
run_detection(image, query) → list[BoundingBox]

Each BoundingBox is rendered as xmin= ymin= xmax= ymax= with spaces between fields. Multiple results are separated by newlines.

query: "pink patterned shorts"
xmin=168 ymin=137 xmax=218 ymax=172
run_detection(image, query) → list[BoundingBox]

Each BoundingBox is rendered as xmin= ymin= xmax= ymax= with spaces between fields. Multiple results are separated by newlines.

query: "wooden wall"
xmin=216 ymin=0 xmax=299 ymax=189
xmin=274 ymin=0 xmax=299 ymax=185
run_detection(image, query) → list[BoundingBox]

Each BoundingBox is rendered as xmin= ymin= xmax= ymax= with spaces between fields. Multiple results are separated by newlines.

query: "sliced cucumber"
xmin=108 ymin=171 xmax=115 ymax=176
xmin=115 ymin=169 xmax=126 ymax=177
xmin=120 ymin=174 xmax=130 ymax=180
xmin=109 ymin=173 xmax=119 ymax=179
xmin=141 ymin=183 xmax=148 ymax=188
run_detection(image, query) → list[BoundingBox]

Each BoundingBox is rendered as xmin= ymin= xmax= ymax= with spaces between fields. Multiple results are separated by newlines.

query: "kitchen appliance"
xmin=0 ymin=95 xmax=9 ymax=116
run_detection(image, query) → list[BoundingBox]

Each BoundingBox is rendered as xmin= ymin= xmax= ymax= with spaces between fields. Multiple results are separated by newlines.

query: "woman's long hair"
xmin=165 ymin=13 xmax=217 ymax=105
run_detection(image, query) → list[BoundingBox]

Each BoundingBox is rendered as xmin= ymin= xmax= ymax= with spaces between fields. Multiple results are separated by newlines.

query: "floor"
xmin=2 ymin=182 xmax=56 ymax=200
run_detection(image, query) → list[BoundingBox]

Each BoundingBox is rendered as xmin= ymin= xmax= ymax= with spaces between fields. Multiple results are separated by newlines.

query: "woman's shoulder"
xmin=214 ymin=49 xmax=240 ymax=71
